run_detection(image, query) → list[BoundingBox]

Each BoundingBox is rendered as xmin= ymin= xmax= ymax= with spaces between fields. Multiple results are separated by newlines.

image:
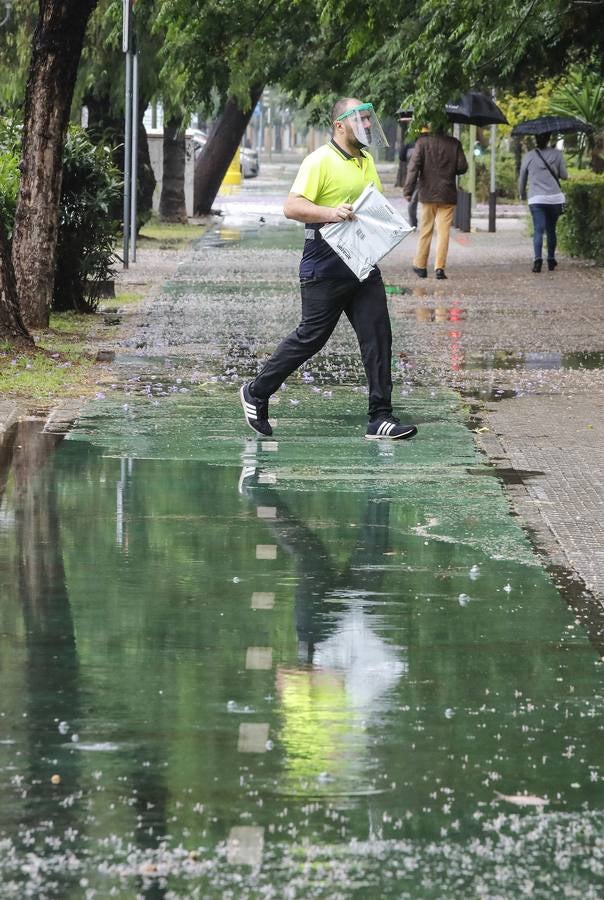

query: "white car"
xmin=190 ymin=130 xmax=259 ymax=178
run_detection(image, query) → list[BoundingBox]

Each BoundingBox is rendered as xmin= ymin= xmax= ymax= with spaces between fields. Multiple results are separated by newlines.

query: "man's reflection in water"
xmin=239 ymin=459 xmax=407 ymax=797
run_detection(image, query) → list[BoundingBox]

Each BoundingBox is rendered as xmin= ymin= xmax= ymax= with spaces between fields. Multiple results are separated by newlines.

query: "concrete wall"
xmin=146 ymin=131 xmax=196 ymax=218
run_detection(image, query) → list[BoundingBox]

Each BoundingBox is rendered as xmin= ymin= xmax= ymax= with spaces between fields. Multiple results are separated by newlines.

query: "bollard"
xmin=221 ymin=151 xmax=242 ymax=187
xmin=455 ymin=189 xmax=471 ymax=233
xmin=488 ymin=191 xmax=497 ymax=233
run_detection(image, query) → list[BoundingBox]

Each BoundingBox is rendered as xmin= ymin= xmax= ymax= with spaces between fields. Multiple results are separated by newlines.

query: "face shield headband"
xmin=335 ymin=102 xmax=389 ymax=149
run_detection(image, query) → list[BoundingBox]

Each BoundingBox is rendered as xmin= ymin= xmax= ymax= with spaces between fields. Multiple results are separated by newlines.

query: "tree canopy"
xmin=320 ymin=0 xmax=604 ymax=127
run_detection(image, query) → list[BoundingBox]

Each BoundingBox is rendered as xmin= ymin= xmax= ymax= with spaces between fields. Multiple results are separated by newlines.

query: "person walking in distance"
xmin=240 ymin=97 xmax=418 ymax=442
xmin=403 ymin=126 xmax=467 ymax=280
xmin=400 ymin=139 xmax=419 ymax=228
xmin=518 ymin=132 xmax=568 ymax=273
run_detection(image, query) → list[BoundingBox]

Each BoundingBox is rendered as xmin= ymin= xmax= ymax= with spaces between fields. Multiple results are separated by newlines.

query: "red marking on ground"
xmin=453 ymin=233 xmax=471 ymax=246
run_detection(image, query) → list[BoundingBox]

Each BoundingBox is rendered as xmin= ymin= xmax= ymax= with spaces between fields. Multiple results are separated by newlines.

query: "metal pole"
xmin=129 ymin=50 xmax=139 ymax=263
xmin=267 ymin=103 xmax=272 ymax=161
xmin=489 ymin=122 xmax=497 ymax=232
xmin=122 ymin=49 xmax=133 ymax=269
xmin=468 ymin=123 xmax=476 ymax=202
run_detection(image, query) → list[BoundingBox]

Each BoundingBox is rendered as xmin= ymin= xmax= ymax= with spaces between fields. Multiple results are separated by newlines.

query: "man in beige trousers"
xmin=403 ymin=128 xmax=468 ymax=280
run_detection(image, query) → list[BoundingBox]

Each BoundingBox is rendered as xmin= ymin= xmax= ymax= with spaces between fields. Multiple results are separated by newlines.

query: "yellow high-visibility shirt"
xmin=290 ymin=140 xmax=383 ymax=207
xmin=292 ymin=141 xmax=383 ymax=279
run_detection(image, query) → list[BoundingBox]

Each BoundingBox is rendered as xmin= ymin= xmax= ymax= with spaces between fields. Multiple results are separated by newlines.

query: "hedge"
xmin=558 ymin=173 xmax=604 ymax=266
xmin=458 ymin=152 xmax=518 ymax=202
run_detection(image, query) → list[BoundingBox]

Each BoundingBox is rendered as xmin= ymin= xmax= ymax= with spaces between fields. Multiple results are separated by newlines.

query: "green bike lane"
xmin=1 ymin=183 xmax=603 ymax=897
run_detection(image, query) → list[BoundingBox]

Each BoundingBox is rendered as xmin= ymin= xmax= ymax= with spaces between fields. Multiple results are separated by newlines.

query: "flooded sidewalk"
xmin=1 ymin=164 xmax=603 ymax=897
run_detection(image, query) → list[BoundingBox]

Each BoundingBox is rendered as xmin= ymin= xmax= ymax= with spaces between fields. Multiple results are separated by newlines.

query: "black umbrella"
xmin=397 ymin=92 xmax=508 ymax=127
xmin=444 ymin=92 xmax=508 ymax=126
xmin=511 ymin=115 xmax=593 ymax=136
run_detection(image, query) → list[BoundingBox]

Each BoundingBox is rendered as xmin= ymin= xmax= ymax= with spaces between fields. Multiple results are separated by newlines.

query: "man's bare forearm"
xmin=283 ymin=193 xmax=354 ymax=224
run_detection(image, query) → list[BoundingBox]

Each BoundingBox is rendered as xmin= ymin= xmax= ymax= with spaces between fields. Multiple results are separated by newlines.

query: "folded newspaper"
xmin=320 ymin=183 xmax=413 ymax=281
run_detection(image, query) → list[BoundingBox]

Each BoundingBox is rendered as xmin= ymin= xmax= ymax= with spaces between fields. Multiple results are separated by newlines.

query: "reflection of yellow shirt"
xmin=277 ymin=667 xmax=364 ymax=790
xmin=290 ymin=142 xmax=383 ymax=208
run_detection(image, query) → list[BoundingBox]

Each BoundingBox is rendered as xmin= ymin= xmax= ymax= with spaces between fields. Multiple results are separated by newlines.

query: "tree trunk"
xmin=135 ymin=118 xmax=157 ymax=229
xmin=11 ymin=0 xmax=98 ymax=329
xmin=194 ymin=84 xmax=263 ymax=215
xmin=4 ymin=422 xmax=84 ymax=814
xmin=159 ymin=116 xmax=187 ymax=223
xmin=0 ymin=219 xmax=32 ymax=348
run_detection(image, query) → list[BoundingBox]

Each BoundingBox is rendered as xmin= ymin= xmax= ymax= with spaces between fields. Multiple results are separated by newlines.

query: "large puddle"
xmin=1 ymin=386 xmax=603 ymax=897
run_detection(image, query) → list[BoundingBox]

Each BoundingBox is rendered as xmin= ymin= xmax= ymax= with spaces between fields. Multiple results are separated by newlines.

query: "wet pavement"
xmin=1 ymin=160 xmax=604 ymax=897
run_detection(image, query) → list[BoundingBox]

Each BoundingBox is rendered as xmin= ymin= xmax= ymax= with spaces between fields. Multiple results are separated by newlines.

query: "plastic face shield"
xmin=335 ymin=103 xmax=389 ymax=149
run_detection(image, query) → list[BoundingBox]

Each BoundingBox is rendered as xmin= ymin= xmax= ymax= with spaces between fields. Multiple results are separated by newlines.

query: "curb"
xmin=43 ymin=399 xmax=87 ymax=434
xmin=0 ymin=400 xmax=27 ymax=435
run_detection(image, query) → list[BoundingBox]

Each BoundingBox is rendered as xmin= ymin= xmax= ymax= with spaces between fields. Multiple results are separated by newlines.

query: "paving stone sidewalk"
xmin=215 ymin=161 xmax=604 ymax=605
xmin=381 ymin=212 xmax=604 ymax=608
xmin=476 ymin=396 xmax=604 ymax=599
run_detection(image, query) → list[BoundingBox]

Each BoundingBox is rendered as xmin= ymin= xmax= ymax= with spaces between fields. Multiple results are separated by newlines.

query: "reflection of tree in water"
xmin=241 ymin=477 xmax=407 ymax=795
xmin=0 ymin=422 xmax=83 ymax=890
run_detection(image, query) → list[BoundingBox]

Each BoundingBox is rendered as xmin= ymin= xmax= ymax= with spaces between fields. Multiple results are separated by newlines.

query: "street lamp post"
xmin=129 ymin=50 xmax=139 ymax=263
xmin=489 ymin=89 xmax=498 ymax=233
xmin=122 ymin=0 xmax=139 ymax=269
xmin=468 ymin=123 xmax=477 ymax=206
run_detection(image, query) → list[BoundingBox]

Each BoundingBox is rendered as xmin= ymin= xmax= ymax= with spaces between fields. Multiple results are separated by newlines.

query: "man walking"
xmin=240 ymin=97 xmax=417 ymax=442
xmin=403 ymin=127 xmax=467 ymax=280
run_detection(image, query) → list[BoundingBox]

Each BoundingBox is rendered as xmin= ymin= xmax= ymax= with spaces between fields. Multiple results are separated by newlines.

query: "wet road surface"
xmin=1 ymin=168 xmax=603 ymax=898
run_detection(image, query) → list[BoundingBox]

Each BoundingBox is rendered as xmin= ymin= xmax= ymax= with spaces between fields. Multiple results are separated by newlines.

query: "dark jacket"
xmin=403 ymin=133 xmax=468 ymax=205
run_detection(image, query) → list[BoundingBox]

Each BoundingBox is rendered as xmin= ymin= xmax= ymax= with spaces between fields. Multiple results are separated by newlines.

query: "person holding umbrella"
xmin=518 ymin=131 xmax=568 ymax=272
xmin=514 ymin=115 xmax=593 ymax=272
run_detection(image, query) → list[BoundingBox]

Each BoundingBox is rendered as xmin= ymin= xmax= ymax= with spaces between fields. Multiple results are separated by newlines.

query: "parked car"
xmin=189 ymin=129 xmax=259 ymax=178
xmin=240 ymin=146 xmax=259 ymax=178
xmin=188 ymin=129 xmax=207 ymax=151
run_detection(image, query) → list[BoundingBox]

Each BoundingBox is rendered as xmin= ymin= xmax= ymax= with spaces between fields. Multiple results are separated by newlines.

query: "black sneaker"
xmin=412 ymin=266 xmax=427 ymax=279
xmin=435 ymin=268 xmax=447 ymax=280
xmin=547 ymin=258 xmax=557 ymax=271
xmin=532 ymin=258 xmax=543 ymax=273
xmin=240 ymin=382 xmax=272 ymax=437
xmin=365 ymin=417 xmax=418 ymax=441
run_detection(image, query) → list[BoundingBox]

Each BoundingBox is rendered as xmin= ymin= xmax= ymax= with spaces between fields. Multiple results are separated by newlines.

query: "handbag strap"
xmin=535 ymin=149 xmax=561 ymax=189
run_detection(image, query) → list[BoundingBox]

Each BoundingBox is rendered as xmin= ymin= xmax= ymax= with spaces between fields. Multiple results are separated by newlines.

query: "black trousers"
xmin=250 ymin=274 xmax=393 ymax=421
